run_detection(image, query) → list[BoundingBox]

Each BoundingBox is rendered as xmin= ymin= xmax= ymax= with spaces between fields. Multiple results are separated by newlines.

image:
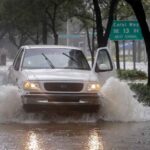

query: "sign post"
xmin=123 ymin=41 xmax=126 ymax=70
xmin=109 ymin=20 xmax=143 ymax=41
xmin=109 ymin=20 xmax=143 ymax=70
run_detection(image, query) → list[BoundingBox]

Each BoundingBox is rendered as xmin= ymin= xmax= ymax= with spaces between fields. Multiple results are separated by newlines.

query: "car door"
xmin=92 ymin=47 xmax=116 ymax=85
xmin=8 ymin=49 xmax=24 ymax=85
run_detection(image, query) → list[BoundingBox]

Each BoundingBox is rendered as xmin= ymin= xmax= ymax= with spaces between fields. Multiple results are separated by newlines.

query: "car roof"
xmin=21 ymin=45 xmax=82 ymax=51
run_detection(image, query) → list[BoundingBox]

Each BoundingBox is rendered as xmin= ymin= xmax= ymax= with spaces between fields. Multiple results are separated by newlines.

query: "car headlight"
xmin=87 ymin=83 xmax=101 ymax=92
xmin=23 ymin=81 xmax=40 ymax=91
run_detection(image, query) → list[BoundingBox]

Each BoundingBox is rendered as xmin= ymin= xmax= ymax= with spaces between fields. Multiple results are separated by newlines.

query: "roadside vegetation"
xmin=130 ymin=83 xmax=150 ymax=106
xmin=117 ymin=69 xmax=147 ymax=80
xmin=117 ymin=69 xmax=149 ymax=105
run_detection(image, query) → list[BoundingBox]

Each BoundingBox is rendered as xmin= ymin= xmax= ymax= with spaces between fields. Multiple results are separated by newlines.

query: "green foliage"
xmin=116 ymin=0 xmax=134 ymax=19
xmin=0 ymin=0 xmax=149 ymax=47
xmin=130 ymin=83 xmax=150 ymax=106
xmin=143 ymin=0 xmax=150 ymax=17
xmin=117 ymin=69 xmax=147 ymax=80
xmin=0 ymin=0 xmax=87 ymax=46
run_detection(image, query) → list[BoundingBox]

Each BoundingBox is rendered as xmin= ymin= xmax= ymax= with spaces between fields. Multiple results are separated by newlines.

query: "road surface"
xmin=0 ymin=120 xmax=150 ymax=150
xmin=0 ymin=64 xmax=150 ymax=150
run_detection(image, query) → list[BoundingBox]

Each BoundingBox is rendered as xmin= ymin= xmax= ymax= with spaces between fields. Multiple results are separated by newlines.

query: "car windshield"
xmin=22 ymin=48 xmax=90 ymax=70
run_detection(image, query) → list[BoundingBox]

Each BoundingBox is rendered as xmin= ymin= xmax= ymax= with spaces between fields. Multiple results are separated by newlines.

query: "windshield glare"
xmin=22 ymin=48 xmax=90 ymax=70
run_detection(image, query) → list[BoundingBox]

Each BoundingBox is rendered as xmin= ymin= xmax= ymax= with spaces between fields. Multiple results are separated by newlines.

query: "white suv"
xmin=8 ymin=45 xmax=115 ymax=112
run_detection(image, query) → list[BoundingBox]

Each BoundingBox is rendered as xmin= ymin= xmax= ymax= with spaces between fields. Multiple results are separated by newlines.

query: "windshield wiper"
xmin=62 ymin=52 xmax=79 ymax=64
xmin=41 ymin=53 xmax=55 ymax=69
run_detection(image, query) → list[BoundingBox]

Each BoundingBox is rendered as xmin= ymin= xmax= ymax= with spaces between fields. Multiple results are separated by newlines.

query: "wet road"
xmin=0 ymin=65 xmax=150 ymax=150
xmin=0 ymin=121 xmax=150 ymax=150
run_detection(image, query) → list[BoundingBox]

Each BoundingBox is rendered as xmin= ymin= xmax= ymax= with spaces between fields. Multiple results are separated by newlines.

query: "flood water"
xmin=0 ymin=121 xmax=150 ymax=150
xmin=0 ymin=66 xmax=150 ymax=149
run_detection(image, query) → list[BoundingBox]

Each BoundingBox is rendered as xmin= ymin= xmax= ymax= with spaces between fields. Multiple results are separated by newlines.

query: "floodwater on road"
xmin=0 ymin=66 xmax=150 ymax=149
xmin=0 ymin=121 xmax=150 ymax=150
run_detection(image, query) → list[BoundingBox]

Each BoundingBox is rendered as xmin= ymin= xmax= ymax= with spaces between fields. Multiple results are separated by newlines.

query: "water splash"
xmin=0 ymin=66 xmax=97 ymax=123
xmin=0 ymin=85 xmax=97 ymax=123
xmin=0 ymin=85 xmax=22 ymax=122
xmin=0 ymin=68 xmax=150 ymax=123
xmin=100 ymin=77 xmax=150 ymax=122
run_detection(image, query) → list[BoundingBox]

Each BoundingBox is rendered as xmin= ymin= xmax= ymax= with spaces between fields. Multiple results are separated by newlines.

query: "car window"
xmin=14 ymin=50 xmax=24 ymax=71
xmin=13 ymin=48 xmax=23 ymax=66
xmin=22 ymin=48 xmax=90 ymax=70
xmin=96 ymin=49 xmax=113 ymax=72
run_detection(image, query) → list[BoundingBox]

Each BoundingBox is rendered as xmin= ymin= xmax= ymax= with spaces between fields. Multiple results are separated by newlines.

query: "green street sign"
xmin=109 ymin=20 xmax=143 ymax=40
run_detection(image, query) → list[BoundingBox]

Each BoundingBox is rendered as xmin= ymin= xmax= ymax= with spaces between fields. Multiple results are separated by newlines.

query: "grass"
xmin=129 ymin=83 xmax=150 ymax=106
xmin=117 ymin=69 xmax=147 ymax=80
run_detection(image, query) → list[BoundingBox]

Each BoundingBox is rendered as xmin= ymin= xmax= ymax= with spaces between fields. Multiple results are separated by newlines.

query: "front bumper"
xmin=22 ymin=92 xmax=100 ymax=112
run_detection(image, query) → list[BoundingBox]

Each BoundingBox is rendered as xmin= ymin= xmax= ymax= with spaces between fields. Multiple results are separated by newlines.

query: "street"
xmin=0 ymin=0 xmax=150 ymax=149
xmin=0 ymin=121 xmax=150 ymax=150
xmin=0 ymin=70 xmax=150 ymax=150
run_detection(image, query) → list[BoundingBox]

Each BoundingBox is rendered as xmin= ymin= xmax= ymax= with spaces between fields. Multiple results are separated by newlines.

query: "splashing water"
xmin=0 ymin=67 xmax=150 ymax=123
xmin=100 ymin=77 xmax=150 ymax=122
xmin=0 ymin=69 xmax=98 ymax=123
xmin=0 ymin=84 xmax=98 ymax=123
xmin=0 ymin=85 xmax=22 ymax=122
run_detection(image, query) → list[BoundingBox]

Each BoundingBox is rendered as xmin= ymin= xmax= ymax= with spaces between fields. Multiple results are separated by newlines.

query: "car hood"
xmin=22 ymin=69 xmax=97 ymax=82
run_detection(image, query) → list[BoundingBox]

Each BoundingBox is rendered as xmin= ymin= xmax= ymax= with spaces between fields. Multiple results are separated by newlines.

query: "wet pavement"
xmin=0 ymin=65 xmax=150 ymax=150
xmin=0 ymin=121 xmax=150 ymax=150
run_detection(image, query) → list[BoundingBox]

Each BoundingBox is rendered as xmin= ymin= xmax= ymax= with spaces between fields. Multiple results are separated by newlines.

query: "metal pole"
xmin=123 ymin=40 xmax=126 ymax=70
xmin=133 ymin=40 xmax=136 ymax=70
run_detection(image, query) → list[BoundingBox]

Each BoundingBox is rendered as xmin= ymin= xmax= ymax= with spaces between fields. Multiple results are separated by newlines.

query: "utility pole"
xmin=133 ymin=40 xmax=136 ymax=70
xmin=123 ymin=40 xmax=126 ymax=70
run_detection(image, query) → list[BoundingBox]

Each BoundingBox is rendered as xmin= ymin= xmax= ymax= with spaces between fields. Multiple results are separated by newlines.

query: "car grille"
xmin=44 ymin=82 xmax=83 ymax=92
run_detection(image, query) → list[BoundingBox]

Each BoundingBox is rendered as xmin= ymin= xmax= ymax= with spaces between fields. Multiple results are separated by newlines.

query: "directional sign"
xmin=109 ymin=20 xmax=143 ymax=40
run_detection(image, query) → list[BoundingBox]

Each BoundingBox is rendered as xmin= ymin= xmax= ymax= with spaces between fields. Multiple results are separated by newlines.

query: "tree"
xmin=0 ymin=0 xmax=86 ymax=46
xmin=36 ymin=0 xmax=86 ymax=45
xmin=124 ymin=0 xmax=150 ymax=86
xmin=74 ymin=0 xmax=96 ymax=66
xmin=0 ymin=0 xmax=43 ymax=46
xmin=93 ymin=0 xmax=150 ymax=86
xmin=93 ymin=0 xmax=119 ymax=47
xmin=114 ymin=0 xmax=134 ymax=70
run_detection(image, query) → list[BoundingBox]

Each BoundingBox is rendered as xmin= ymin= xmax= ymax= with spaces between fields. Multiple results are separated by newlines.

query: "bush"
xmin=117 ymin=69 xmax=147 ymax=80
xmin=130 ymin=83 xmax=150 ymax=106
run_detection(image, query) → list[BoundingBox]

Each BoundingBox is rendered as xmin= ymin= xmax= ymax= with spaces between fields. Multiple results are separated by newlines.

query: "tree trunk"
xmin=93 ymin=0 xmax=105 ymax=47
xmin=114 ymin=15 xmax=120 ymax=70
xmin=53 ymin=30 xmax=58 ymax=45
xmin=137 ymin=41 xmax=142 ymax=62
xmin=104 ymin=0 xmax=119 ymax=45
xmin=115 ymin=41 xmax=120 ymax=70
xmin=91 ymin=26 xmax=95 ymax=66
xmin=35 ymin=30 xmax=40 ymax=44
xmin=92 ymin=24 xmax=95 ymax=51
xmin=125 ymin=0 xmax=150 ymax=86
xmin=42 ymin=15 xmax=48 ymax=44
xmin=93 ymin=0 xmax=119 ymax=47
xmin=91 ymin=14 xmax=96 ymax=66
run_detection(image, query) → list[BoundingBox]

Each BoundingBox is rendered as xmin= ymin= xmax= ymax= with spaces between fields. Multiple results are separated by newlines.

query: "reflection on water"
xmin=88 ymin=129 xmax=104 ymax=150
xmin=26 ymin=131 xmax=41 ymax=150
